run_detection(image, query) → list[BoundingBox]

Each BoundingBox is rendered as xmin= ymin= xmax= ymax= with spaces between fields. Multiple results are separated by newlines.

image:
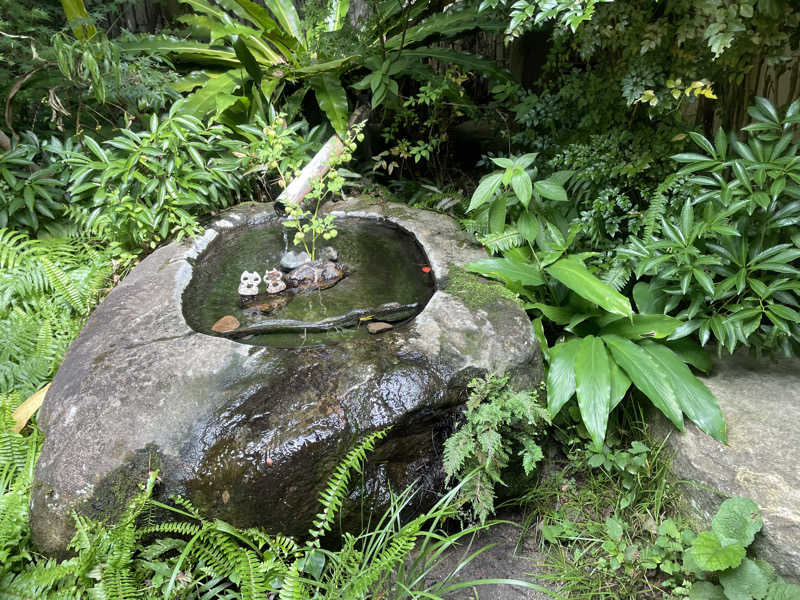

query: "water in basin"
xmin=183 ymin=217 xmax=435 ymax=347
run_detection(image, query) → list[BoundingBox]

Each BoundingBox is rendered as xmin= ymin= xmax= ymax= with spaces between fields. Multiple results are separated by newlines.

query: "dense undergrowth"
xmin=1 ymin=0 xmax=800 ymax=598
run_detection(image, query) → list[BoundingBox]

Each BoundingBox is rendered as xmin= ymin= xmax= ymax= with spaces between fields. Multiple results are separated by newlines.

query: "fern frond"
xmin=308 ymin=429 xmax=389 ymax=542
xmin=478 ymin=229 xmax=524 ymax=253
xmin=602 ymin=262 xmax=632 ymax=291
xmin=40 ymin=258 xmax=85 ymax=314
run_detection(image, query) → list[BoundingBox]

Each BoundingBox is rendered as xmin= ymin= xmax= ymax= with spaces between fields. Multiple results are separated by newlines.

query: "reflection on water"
xmin=183 ymin=218 xmax=435 ymax=347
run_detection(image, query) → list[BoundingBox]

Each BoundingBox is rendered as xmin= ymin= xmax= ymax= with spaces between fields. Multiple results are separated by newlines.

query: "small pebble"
xmin=367 ymin=321 xmax=393 ymax=334
xmin=212 ymin=315 xmax=240 ymax=333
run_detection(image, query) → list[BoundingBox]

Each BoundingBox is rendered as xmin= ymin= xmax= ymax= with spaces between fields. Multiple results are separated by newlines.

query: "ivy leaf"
xmin=689 ymin=531 xmax=746 ymax=572
xmin=712 ymin=497 xmax=763 ymax=547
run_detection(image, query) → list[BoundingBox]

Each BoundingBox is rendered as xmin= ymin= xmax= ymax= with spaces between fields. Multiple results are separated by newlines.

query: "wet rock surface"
xmin=650 ymin=352 xmax=800 ymax=583
xmin=31 ymin=198 xmax=543 ymax=554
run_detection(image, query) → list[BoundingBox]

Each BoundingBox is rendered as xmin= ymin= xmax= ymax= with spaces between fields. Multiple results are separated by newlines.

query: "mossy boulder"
xmin=31 ymin=199 xmax=543 ymax=554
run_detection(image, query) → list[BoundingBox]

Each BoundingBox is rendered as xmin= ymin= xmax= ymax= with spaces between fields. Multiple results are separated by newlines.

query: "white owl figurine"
xmin=238 ymin=271 xmax=262 ymax=295
xmin=264 ymin=268 xmax=286 ymax=294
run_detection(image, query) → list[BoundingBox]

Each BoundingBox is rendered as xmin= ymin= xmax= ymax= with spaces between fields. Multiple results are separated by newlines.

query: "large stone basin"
xmin=31 ymin=196 xmax=543 ymax=554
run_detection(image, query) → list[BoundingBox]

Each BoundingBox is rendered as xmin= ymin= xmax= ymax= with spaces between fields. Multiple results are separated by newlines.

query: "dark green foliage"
xmin=628 ymin=98 xmax=800 ymax=356
xmin=0 ymin=134 xmax=67 ymax=234
xmin=0 ymin=229 xmax=131 ymax=398
xmin=443 ymin=374 xmax=550 ymax=522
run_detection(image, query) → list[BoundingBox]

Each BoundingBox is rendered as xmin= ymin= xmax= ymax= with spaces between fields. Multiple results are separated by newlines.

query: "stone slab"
xmin=651 ymin=352 xmax=800 ymax=582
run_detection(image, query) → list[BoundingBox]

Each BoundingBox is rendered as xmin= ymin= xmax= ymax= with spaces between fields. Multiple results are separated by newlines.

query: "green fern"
xmin=478 ymin=229 xmax=525 ymax=253
xmin=308 ymin=429 xmax=389 ymax=543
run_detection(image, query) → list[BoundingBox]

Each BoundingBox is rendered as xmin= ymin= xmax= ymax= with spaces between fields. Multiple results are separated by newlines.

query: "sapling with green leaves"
xmin=282 ymin=125 xmax=362 ymax=260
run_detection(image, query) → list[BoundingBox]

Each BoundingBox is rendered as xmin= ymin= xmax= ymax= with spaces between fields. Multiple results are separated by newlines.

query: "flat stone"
xmin=279 ymin=250 xmax=310 ymax=271
xmin=650 ymin=352 xmax=800 ymax=583
xmin=211 ymin=315 xmax=240 ymax=333
xmin=366 ymin=321 xmax=392 ymax=334
xmin=31 ymin=199 xmax=543 ymax=555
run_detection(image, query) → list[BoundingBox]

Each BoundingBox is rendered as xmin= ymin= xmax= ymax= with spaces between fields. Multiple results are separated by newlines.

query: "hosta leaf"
xmin=547 ymin=338 xmax=580 ymax=417
xmin=688 ymin=531 xmax=746 ymax=572
xmin=712 ymin=497 xmax=763 ymax=547
xmin=641 ymin=341 xmax=726 ymax=442
xmin=574 ymin=336 xmax=611 ymax=448
xmin=602 ymin=335 xmax=683 ymax=430
xmin=546 ymin=258 xmax=633 ymax=318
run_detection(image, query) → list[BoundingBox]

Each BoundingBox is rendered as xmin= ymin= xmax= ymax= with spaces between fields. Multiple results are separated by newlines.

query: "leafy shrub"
xmin=0 ymin=133 xmax=67 ymax=234
xmin=464 ymin=155 xmax=726 ymax=449
xmin=443 ymin=374 xmax=550 ymax=522
xmin=62 ymin=110 xmax=244 ymax=249
xmin=628 ymin=98 xmax=800 ymax=356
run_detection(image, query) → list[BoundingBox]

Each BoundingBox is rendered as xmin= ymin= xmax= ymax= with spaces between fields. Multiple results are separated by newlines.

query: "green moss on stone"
xmin=445 ymin=266 xmax=521 ymax=310
xmin=78 ymin=444 xmax=163 ymax=524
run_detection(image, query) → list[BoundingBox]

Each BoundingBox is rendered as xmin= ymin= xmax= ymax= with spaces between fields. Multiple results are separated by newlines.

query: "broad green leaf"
xmin=232 ymin=36 xmax=263 ymax=83
xmin=600 ymin=314 xmax=682 ymax=339
xmin=574 ymin=336 xmax=612 ymax=448
xmin=665 ymin=338 xmax=713 ymax=372
xmin=689 ymin=582 xmax=726 ymax=600
xmin=468 ymin=172 xmax=503 ymax=211
xmin=399 ymin=48 xmax=514 ymax=82
xmin=602 ymin=335 xmax=684 ymax=430
xmin=263 ymin=0 xmax=303 ymax=45
xmin=641 ymin=341 xmax=726 ymax=442
xmin=532 ymin=317 xmax=550 ymax=363
xmin=529 ymin=303 xmax=574 ymax=325
xmin=466 ymin=257 xmax=544 ymax=287
xmin=712 ymin=497 xmax=763 ymax=547
xmin=516 ymin=211 xmax=539 ymax=243
xmin=546 ymin=258 xmax=633 ymax=318
xmin=720 ymin=559 xmax=774 ymax=600
xmin=173 ymin=71 xmax=241 ymax=116
xmin=61 ymin=0 xmax=97 ymax=39
xmin=326 ymin=0 xmax=349 ymax=31
xmin=547 ymin=338 xmax=581 ymax=417
xmin=633 ymin=282 xmax=667 ymax=314
xmin=688 ymin=531 xmax=746 ymax=572
xmin=488 ymin=196 xmax=507 ymax=234
xmin=534 ymin=179 xmax=567 ymax=202
xmin=309 ymin=73 xmax=349 ymax=136
xmin=766 ymin=580 xmax=800 ymax=599
xmin=609 ymin=360 xmax=631 ymax=410
xmin=511 ymin=171 xmax=532 ymax=207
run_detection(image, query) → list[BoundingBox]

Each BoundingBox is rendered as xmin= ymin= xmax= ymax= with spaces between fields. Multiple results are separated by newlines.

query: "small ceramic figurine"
xmin=264 ymin=268 xmax=287 ymax=294
xmin=238 ymin=271 xmax=262 ymax=296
